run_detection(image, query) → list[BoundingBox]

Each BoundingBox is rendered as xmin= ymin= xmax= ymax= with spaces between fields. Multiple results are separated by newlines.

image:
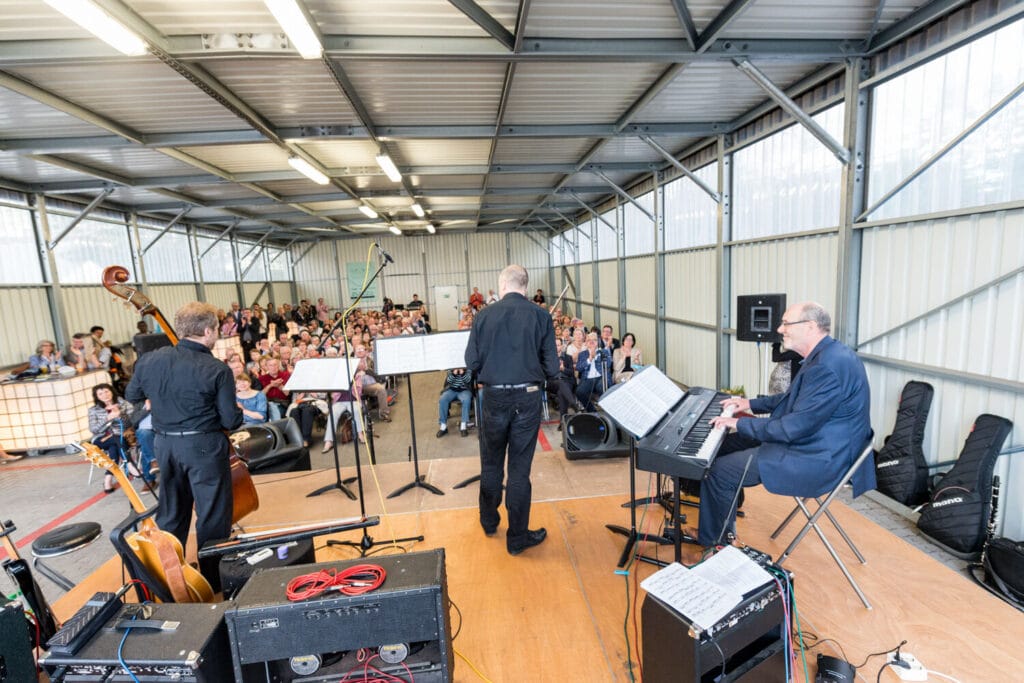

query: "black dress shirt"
xmin=465 ymin=292 xmax=559 ymax=385
xmin=126 ymin=339 xmax=242 ymax=434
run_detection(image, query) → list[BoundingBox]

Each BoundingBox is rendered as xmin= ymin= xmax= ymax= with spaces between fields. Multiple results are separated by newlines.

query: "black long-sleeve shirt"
xmin=125 ymin=338 xmax=242 ymax=434
xmin=465 ymin=292 xmax=559 ymax=385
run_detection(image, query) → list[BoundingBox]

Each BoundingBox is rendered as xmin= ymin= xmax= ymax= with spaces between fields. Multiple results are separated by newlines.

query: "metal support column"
xmin=654 ymin=171 xmax=667 ymax=371
xmin=129 ymin=212 xmax=147 ymax=295
xmin=836 ymin=58 xmax=870 ymax=347
xmin=617 ymin=199 xmax=627 ymax=337
xmin=31 ymin=195 xmax=68 ymax=346
xmin=190 ymin=226 xmax=206 ymax=304
xmin=716 ymin=136 xmax=733 ymax=390
xmin=230 ymin=236 xmax=245 ymax=306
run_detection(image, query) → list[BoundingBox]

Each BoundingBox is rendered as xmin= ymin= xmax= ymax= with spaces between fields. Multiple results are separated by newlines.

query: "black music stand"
xmin=388 ymin=373 xmax=444 ymax=498
xmin=605 ymin=436 xmax=674 ymax=567
xmin=293 ymin=358 xmax=360 ymax=501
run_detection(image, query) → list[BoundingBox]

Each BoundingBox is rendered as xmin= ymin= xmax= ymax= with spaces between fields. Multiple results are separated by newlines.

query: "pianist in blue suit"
xmin=696 ymin=301 xmax=875 ymax=546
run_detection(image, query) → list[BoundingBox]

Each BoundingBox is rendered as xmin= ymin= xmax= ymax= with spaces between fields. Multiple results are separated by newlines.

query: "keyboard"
xmin=635 ymin=387 xmax=735 ymax=480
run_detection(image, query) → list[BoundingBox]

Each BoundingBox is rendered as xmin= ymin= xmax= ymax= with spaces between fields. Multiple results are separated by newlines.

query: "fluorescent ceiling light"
xmin=375 ymin=154 xmax=402 ymax=183
xmin=264 ymin=0 xmax=322 ymax=59
xmin=45 ymin=0 xmax=148 ymax=56
xmin=388 ymin=225 xmax=402 ymax=236
xmin=287 ymin=156 xmax=329 ymax=185
xmin=358 ymin=205 xmax=378 ymax=219
xmin=426 ymin=224 xmax=436 ymax=234
xmin=410 ymin=202 xmax=425 ymax=218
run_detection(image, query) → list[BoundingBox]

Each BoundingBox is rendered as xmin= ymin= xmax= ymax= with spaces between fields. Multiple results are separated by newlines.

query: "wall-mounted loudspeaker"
xmin=562 ymin=412 xmax=628 ymax=460
xmin=736 ymin=294 xmax=787 ymax=343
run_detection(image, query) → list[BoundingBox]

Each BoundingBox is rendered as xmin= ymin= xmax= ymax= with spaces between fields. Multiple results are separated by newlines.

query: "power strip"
xmin=886 ymin=652 xmax=927 ymax=681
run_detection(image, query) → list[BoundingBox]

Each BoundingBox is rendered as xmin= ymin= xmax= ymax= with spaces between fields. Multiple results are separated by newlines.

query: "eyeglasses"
xmin=779 ymin=319 xmax=812 ymax=327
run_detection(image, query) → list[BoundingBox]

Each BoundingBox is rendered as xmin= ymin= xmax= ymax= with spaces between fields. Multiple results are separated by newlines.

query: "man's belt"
xmin=486 ymin=382 xmax=540 ymax=389
xmin=157 ymin=430 xmax=213 ymax=436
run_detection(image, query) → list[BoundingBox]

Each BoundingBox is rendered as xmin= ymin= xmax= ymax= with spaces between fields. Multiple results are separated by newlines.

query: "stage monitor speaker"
xmin=562 ymin=412 xmax=629 ymax=460
xmin=225 ymin=549 xmax=453 ymax=683
xmin=0 ymin=602 xmax=35 ymax=683
xmin=736 ymin=294 xmax=786 ymax=343
xmin=134 ymin=333 xmax=172 ymax=356
xmin=641 ymin=582 xmax=786 ymax=682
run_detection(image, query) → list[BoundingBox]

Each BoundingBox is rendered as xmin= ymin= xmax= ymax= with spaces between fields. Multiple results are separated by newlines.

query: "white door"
xmin=432 ymin=285 xmax=461 ymax=331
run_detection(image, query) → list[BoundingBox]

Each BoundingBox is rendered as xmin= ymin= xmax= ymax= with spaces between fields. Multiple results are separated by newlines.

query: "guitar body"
xmin=101 ymin=264 xmax=260 ymax=524
xmin=126 ymin=528 xmax=214 ymax=603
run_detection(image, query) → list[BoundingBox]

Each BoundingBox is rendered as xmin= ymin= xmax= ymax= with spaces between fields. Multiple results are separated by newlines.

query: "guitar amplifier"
xmin=39 ymin=602 xmax=232 ymax=682
xmin=225 ymin=549 xmax=453 ymax=682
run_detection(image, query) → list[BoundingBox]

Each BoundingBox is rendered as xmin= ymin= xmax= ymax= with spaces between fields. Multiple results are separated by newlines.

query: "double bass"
xmin=101 ymin=265 xmax=259 ymax=523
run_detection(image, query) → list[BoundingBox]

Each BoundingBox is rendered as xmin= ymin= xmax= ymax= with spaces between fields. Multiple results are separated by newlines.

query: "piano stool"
xmin=31 ymin=522 xmax=103 ymax=591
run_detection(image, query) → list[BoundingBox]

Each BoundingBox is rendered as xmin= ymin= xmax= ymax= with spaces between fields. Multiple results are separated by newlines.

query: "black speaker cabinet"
xmin=641 ymin=584 xmax=785 ymax=683
xmin=133 ymin=333 xmax=173 ymax=356
xmin=562 ymin=412 xmax=629 ymax=460
xmin=225 ymin=549 xmax=453 ymax=682
xmin=0 ymin=601 xmax=35 ymax=683
xmin=39 ymin=602 xmax=232 ymax=682
xmin=736 ymin=294 xmax=786 ymax=343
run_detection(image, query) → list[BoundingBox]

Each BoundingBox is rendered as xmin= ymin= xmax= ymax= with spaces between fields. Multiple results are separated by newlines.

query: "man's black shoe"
xmin=507 ymin=528 xmax=547 ymax=555
xmin=460 ymin=428 xmax=468 ymax=437
xmin=482 ymin=525 xmax=497 ymax=536
xmin=436 ymin=428 xmax=447 ymax=438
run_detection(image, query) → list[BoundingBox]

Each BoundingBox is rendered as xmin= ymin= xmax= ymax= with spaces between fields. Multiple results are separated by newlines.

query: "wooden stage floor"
xmin=55 ymin=453 xmax=1021 ymax=682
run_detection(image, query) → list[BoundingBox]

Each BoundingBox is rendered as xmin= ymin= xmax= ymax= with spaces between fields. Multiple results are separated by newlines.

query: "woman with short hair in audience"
xmin=88 ymin=383 xmax=136 ymax=493
xmin=235 ymin=373 xmax=268 ymax=425
xmin=612 ymin=332 xmax=643 ymax=384
xmin=28 ymin=340 xmax=66 ymax=371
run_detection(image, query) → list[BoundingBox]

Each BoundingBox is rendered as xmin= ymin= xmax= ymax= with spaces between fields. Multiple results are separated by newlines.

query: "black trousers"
xmin=550 ymin=378 xmax=577 ymax=414
xmin=154 ymin=431 xmax=233 ymax=588
xmin=478 ymin=386 xmax=543 ymax=547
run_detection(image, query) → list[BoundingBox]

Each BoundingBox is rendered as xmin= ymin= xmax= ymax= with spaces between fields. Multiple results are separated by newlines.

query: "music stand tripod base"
xmin=387 ymin=375 xmax=444 ymax=498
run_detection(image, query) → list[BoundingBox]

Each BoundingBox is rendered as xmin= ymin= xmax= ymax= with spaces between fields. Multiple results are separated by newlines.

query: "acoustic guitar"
xmin=1 ymin=520 xmax=59 ymax=644
xmin=101 ymin=265 xmax=259 ymax=523
xmin=76 ymin=442 xmax=213 ymax=603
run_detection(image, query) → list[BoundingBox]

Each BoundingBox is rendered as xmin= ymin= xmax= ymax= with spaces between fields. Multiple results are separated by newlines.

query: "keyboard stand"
xmin=606 ymin=438 xmax=674 ymax=568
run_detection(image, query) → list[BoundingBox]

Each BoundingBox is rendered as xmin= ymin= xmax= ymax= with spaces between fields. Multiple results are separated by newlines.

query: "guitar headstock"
xmin=102 ymin=265 xmax=154 ymax=315
xmin=75 ymin=441 xmax=117 ymax=472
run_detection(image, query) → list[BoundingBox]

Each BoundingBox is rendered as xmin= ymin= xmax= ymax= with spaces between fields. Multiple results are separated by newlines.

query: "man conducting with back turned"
xmin=695 ymin=301 xmax=874 ymax=547
xmin=126 ymin=301 xmax=243 ymax=585
xmin=466 ymin=265 xmax=559 ymax=555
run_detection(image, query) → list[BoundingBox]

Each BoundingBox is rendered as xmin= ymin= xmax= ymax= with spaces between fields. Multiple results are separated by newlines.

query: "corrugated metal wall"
xmin=859 ymin=208 xmax=1024 ymax=538
xmin=624 ymin=256 xmax=656 ymax=314
xmin=0 ymin=288 xmax=54 ymax=365
xmin=597 ymin=260 xmax=619 ymax=308
xmin=148 ymin=284 xmax=201 ymax=326
xmin=624 ymin=313 xmax=657 ymax=373
xmin=665 ymin=248 xmax=717 ymax=323
xmin=64 ymin=285 xmax=139 ymax=345
xmin=578 ymin=263 xmax=594 ymax=303
xmin=665 ymin=322 xmax=717 ymax=389
xmin=203 ymin=283 xmax=239 ymax=311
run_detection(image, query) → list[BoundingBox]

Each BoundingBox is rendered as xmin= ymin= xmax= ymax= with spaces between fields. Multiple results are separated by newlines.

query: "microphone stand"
xmin=320 ymin=253 xmax=423 ymax=556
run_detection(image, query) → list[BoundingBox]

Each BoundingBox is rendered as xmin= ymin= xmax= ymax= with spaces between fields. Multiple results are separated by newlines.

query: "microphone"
xmin=374 ymin=241 xmax=394 ymax=264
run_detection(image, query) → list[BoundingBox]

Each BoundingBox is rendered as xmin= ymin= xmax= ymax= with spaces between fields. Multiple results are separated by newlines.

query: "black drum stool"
xmin=31 ymin=522 xmax=102 ymax=591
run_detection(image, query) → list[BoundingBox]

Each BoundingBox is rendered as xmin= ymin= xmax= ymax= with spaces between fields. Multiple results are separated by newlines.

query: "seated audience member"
xmin=599 ymin=325 xmax=620 ymax=352
xmin=235 ymin=373 xmax=268 ymax=425
xmin=287 ymin=392 xmax=324 ymax=447
xmin=220 ymin=312 xmax=238 ymax=337
xmin=89 ymin=326 xmax=111 ymax=369
xmin=28 ymin=340 xmax=66 ymax=371
xmin=469 ymin=287 xmax=484 ymax=310
xmin=129 ymin=400 xmax=159 ymax=493
xmin=612 ymin=333 xmax=643 ymax=384
xmin=259 ymin=357 xmax=291 ymax=421
xmin=406 ymin=294 xmax=424 ymax=310
xmin=64 ymin=333 xmax=101 ymax=371
xmin=533 ymin=289 xmax=546 ymax=305
xmin=575 ymin=332 xmax=611 ymax=411
xmin=551 ymin=338 xmax=581 ymax=423
xmin=88 ymin=383 xmax=135 ymax=493
xmin=566 ymin=327 xmax=586 ymax=364
xmin=694 ymin=301 xmax=874 ymax=547
xmin=322 ymin=367 xmax=364 ymax=452
xmin=437 ymin=368 xmax=473 ymax=437
xmin=486 ymin=289 xmax=498 ymax=305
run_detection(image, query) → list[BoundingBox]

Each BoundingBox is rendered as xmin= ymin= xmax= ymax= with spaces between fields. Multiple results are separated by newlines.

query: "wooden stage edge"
xmin=55 ymin=460 xmax=1021 ymax=683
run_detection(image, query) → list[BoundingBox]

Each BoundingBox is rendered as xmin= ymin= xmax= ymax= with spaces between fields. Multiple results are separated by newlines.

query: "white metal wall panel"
xmin=730 ymin=234 xmax=838 ymax=317
xmin=0 ymin=288 xmax=54 ymax=366
xmin=665 ymin=322 xmax=717 ymax=389
xmin=596 ymin=212 xmax=618 ymax=260
xmin=242 ymin=282 xmax=269 ymax=307
xmin=576 ymin=222 xmax=594 ymax=263
xmin=139 ymin=227 xmax=194 ymax=283
xmin=597 ymin=260 xmax=619 ymax=308
xmin=578 ymin=263 xmax=593 ymax=304
xmin=859 ymin=210 xmax=1024 ymax=384
xmin=508 ymin=232 xmax=548 ymax=275
xmin=203 ymin=283 xmax=240 ymax=311
xmin=63 ymin=286 xmax=138 ymax=346
xmin=663 ymin=163 xmax=719 ymax=250
xmin=425 ymin=234 xmax=469 ymax=317
xmin=579 ymin=304 xmax=594 ymax=326
xmin=293 ymin=241 xmax=345 ymax=308
xmin=148 ymin=284 xmax=199 ymax=325
xmin=623 ymin=193 xmax=655 ymax=256
xmin=467 ymin=233 xmax=507 ymax=273
xmin=196 ymin=237 xmax=236 ymax=282
xmin=664 ymin=248 xmax=717 ymax=324
xmin=624 ymin=314 xmax=657 ymax=372
xmin=48 ymin=214 xmax=134 ymax=285
xmin=865 ymin=364 xmax=1024 ymax=539
xmin=624 ymin=256 xmax=656 ymax=315
xmin=0 ymin=205 xmax=42 ymax=285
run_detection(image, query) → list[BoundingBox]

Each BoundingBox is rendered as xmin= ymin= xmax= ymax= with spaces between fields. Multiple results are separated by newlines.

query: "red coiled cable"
xmin=285 ymin=564 xmax=386 ymax=601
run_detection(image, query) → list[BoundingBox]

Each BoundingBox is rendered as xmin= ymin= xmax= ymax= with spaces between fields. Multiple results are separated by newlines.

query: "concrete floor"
xmin=1 ymin=368 xmax=968 ymax=612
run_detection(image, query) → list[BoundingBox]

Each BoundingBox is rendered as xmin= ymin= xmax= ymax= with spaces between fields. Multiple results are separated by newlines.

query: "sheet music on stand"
xmin=373 ymin=331 xmax=471 ymax=376
xmin=639 ymin=546 xmax=775 ymax=633
xmin=284 ymin=358 xmax=361 ymax=392
xmin=597 ymin=366 xmax=684 ymax=439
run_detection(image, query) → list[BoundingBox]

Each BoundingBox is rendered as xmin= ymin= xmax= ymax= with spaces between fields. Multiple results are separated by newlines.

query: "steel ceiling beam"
xmin=694 ymin=0 xmax=758 ymax=52
xmin=47 ymin=187 xmax=115 ymax=250
xmin=512 ymin=0 xmax=533 ymax=53
xmin=734 ymin=59 xmax=850 ymax=164
xmin=198 ymin=221 xmax=238 ymax=259
xmin=568 ymin=192 xmax=619 ymax=231
xmin=867 ymin=0 xmax=970 ymax=53
xmin=640 ymin=135 xmax=720 ymax=202
xmin=140 ymin=206 xmax=190 ymax=255
xmin=448 ymin=0 xmax=515 ymax=51
xmin=669 ymin=0 xmax=700 ymax=51
xmin=591 ymin=170 xmax=655 ymax=219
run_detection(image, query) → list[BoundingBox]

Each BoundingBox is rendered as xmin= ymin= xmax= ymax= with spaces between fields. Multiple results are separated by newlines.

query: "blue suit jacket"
xmin=737 ymin=336 xmax=875 ymax=497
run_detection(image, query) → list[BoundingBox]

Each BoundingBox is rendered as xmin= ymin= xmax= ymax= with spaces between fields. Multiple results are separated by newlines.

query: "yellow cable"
xmin=455 ymin=647 xmax=494 ymax=683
